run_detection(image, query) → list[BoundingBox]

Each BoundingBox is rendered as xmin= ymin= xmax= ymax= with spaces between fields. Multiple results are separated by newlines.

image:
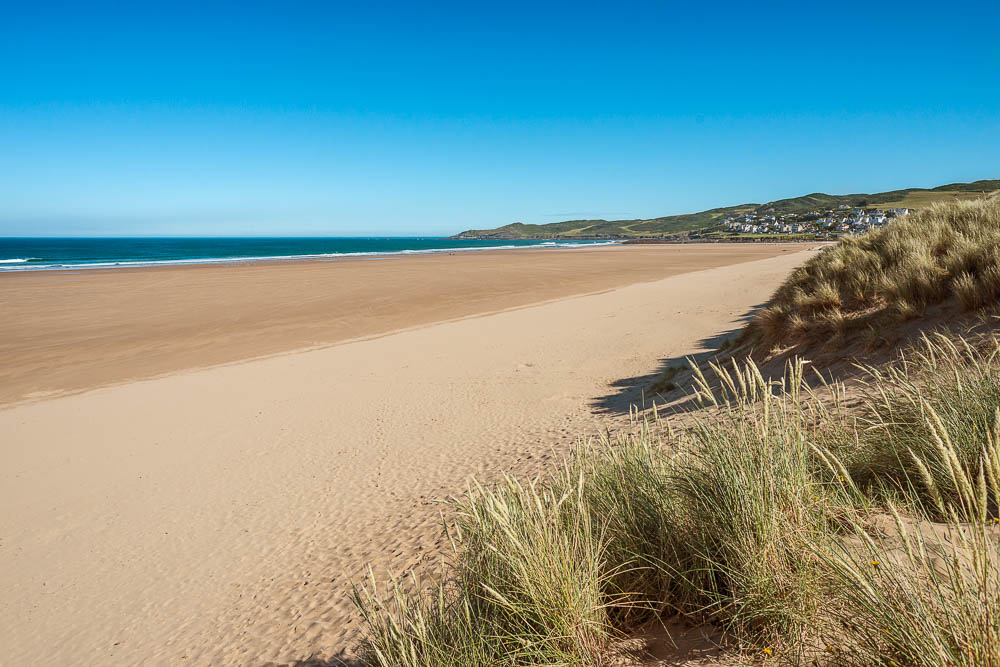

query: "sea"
xmin=0 ymin=237 xmax=618 ymax=272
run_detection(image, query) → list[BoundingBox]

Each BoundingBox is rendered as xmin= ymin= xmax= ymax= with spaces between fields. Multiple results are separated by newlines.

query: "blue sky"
xmin=2 ymin=1 xmax=998 ymax=236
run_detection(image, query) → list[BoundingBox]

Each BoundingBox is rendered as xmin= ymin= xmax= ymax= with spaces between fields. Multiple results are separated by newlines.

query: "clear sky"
xmin=2 ymin=1 xmax=998 ymax=236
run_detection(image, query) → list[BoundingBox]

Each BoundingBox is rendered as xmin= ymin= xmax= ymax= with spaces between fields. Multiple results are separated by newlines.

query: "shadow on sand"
xmin=589 ymin=303 xmax=767 ymax=417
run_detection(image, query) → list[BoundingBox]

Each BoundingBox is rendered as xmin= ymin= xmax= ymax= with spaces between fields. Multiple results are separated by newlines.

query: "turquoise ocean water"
xmin=0 ymin=237 xmax=617 ymax=272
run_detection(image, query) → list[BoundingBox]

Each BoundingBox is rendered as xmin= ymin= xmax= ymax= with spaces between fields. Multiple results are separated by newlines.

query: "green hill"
xmin=452 ymin=179 xmax=1000 ymax=239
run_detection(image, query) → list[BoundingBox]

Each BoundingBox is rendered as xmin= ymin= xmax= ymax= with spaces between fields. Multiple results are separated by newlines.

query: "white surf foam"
xmin=0 ymin=242 xmax=621 ymax=272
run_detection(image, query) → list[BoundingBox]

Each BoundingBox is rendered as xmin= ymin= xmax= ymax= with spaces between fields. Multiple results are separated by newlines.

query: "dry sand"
xmin=0 ymin=244 xmax=817 ymax=665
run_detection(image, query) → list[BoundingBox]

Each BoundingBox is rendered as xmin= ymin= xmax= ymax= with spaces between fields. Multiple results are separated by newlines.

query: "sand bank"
xmin=0 ymin=245 xmax=816 ymax=664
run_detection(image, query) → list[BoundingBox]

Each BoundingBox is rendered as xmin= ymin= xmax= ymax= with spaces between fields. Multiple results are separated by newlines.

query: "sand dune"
xmin=0 ymin=246 xmax=816 ymax=665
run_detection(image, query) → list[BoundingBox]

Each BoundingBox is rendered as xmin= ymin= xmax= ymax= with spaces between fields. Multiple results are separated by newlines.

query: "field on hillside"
xmin=865 ymin=188 xmax=991 ymax=209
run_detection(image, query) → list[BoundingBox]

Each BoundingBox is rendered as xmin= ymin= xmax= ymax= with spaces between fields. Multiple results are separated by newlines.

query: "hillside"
xmin=452 ymin=179 xmax=1000 ymax=239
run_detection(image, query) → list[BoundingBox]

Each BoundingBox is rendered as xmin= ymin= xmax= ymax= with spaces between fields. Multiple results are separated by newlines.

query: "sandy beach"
xmin=0 ymin=244 xmax=817 ymax=664
xmin=2 ymin=244 xmax=798 ymax=405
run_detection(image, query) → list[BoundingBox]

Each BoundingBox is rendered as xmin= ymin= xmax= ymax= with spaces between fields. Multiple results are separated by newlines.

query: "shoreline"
xmin=0 ymin=238 xmax=621 ymax=274
xmin=0 ymin=247 xmax=819 ymax=664
xmin=0 ymin=237 xmax=833 ymax=275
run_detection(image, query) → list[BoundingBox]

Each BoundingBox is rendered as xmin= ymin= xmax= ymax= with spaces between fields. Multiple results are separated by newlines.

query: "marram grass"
xmin=354 ymin=334 xmax=1000 ymax=664
xmin=816 ymin=401 xmax=1000 ymax=665
xmin=836 ymin=332 xmax=1000 ymax=515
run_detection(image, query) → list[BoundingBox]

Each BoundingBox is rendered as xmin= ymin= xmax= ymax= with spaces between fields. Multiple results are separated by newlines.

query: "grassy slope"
xmin=453 ymin=205 xmax=756 ymax=239
xmin=742 ymin=193 xmax=1000 ymax=353
xmin=453 ymin=179 xmax=1000 ymax=239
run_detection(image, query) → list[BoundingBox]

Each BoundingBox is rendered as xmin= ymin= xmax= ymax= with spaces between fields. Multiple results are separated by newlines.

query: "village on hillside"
xmin=708 ymin=204 xmax=911 ymax=239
